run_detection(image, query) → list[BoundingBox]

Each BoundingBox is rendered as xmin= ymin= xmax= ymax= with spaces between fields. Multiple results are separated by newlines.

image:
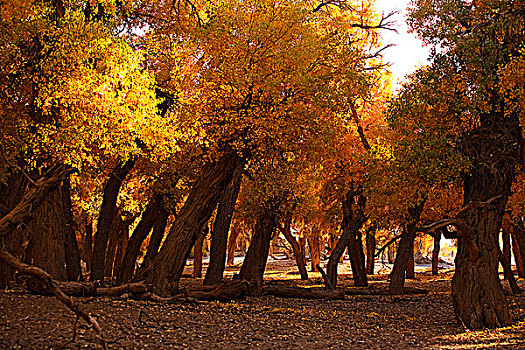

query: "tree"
xmin=407 ymin=0 xmax=525 ymax=328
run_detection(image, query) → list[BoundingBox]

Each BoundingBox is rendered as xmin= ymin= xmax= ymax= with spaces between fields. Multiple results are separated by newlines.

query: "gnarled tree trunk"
xmin=204 ymin=167 xmax=242 ymax=286
xmin=278 ymin=208 xmax=308 ymax=280
xmin=389 ymin=199 xmax=425 ymax=294
xmin=326 ymin=190 xmax=367 ymax=289
xmin=451 ymin=117 xmax=519 ymax=328
xmin=510 ymin=228 xmax=525 ymax=278
xmin=91 ymin=158 xmax=135 ymax=281
xmin=142 ymin=203 xmax=170 ymax=270
xmin=145 ymin=151 xmax=242 ymax=296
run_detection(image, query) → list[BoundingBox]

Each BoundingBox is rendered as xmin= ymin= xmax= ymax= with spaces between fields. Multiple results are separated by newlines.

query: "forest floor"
xmin=1 ymin=259 xmax=525 ymax=349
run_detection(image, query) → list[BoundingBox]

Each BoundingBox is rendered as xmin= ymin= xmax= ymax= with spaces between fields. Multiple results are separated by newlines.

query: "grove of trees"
xmin=1 ymin=0 xmax=524 ymax=340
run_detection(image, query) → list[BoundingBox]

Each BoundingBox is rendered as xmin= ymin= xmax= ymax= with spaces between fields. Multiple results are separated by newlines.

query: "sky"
xmin=374 ymin=0 xmax=431 ymax=91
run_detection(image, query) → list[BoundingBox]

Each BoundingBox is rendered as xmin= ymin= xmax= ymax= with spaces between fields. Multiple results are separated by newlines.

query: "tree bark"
xmin=145 ymin=151 xmax=242 ymax=296
xmin=498 ymin=248 xmax=520 ymax=294
xmin=502 ymin=228 xmax=511 ymax=279
xmin=365 ymin=225 xmax=376 ymax=275
xmin=81 ymin=220 xmax=93 ymax=272
xmin=432 ymin=232 xmax=441 ymax=276
xmin=278 ymin=209 xmax=308 ymax=280
xmin=451 ymin=123 xmax=517 ymax=328
xmin=238 ymin=197 xmax=281 ymax=296
xmin=117 ymin=194 xmax=161 ymax=283
xmin=27 ymin=185 xmax=67 ymax=281
xmin=389 ymin=199 xmax=425 ymax=294
xmin=193 ymin=226 xmax=208 ymax=278
xmin=226 ymin=226 xmax=239 ymax=267
xmin=347 ymin=219 xmax=367 ymax=287
xmin=142 ymin=202 xmax=169 ymax=270
xmin=326 ymin=190 xmax=367 ymax=289
xmin=511 ymin=219 xmax=525 ymax=278
xmin=405 ymin=238 xmax=415 ymax=279
xmin=204 ymin=167 xmax=242 ymax=285
xmin=309 ymin=232 xmax=321 ymax=272
xmin=91 ymin=158 xmax=135 ymax=281
xmin=61 ymin=178 xmax=82 ymax=281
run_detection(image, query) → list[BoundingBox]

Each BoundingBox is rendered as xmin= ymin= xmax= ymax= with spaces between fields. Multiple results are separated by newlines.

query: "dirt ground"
xmin=1 ymin=259 xmax=525 ymax=349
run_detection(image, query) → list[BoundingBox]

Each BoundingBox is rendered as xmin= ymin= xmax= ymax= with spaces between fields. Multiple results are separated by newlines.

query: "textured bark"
xmin=0 ymin=172 xmax=28 ymax=288
xmin=238 ymin=198 xmax=281 ymax=296
xmin=117 ymin=194 xmax=160 ymax=284
xmin=510 ymin=228 xmax=525 ymax=278
xmin=145 ymin=152 xmax=242 ymax=296
xmin=326 ymin=191 xmax=367 ymax=289
xmin=27 ymin=186 xmax=67 ymax=281
xmin=347 ymin=222 xmax=367 ymax=287
xmin=62 ymin=178 xmax=82 ymax=281
xmin=432 ymin=232 xmax=442 ymax=276
xmin=498 ymin=248 xmax=520 ymax=294
xmin=309 ymin=233 xmax=321 ymax=272
xmin=278 ymin=210 xmax=308 ymax=280
xmin=389 ymin=200 xmax=425 ymax=295
xmin=193 ymin=226 xmax=207 ymax=278
xmin=502 ymin=228 xmax=511 ymax=278
xmin=405 ymin=239 xmax=415 ymax=279
xmin=226 ymin=226 xmax=240 ymax=267
xmin=365 ymin=226 xmax=376 ymax=275
xmin=113 ymin=227 xmax=128 ymax=278
xmin=91 ymin=158 xmax=135 ymax=281
xmin=142 ymin=203 xmax=169 ymax=270
xmin=451 ymin=124 xmax=517 ymax=329
xmin=204 ymin=167 xmax=242 ymax=285
xmin=104 ymin=216 xmax=120 ymax=278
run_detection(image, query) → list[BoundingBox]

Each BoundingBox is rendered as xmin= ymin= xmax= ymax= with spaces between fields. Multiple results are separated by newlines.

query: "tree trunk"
xmin=193 ymin=226 xmax=208 ymax=278
xmin=432 ymin=232 xmax=441 ymax=276
xmin=226 ymin=225 xmax=239 ymax=267
xmin=326 ymin=190 xmax=367 ymax=289
xmin=498 ymin=248 xmax=520 ymax=294
xmin=309 ymin=232 xmax=321 ymax=272
xmin=389 ymin=199 xmax=425 ymax=294
xmin=204 ymin=167 xmax=242 ymax=286
xmin=142 ymin=203 xmax=170 ymax=270
xmin=347 ymin=220 xmax=367 ymax=287
xmin=238 ymin=198 xmax=280 ymax=296
xmin=451 ymin=121 xmax=518 ymax=328
xmin=278 ymin=209 xmax=308 ymax=280
xmin=511 ymin=219 xmax=525 ymax=278
xmin=113 ymin=226 xmax=128 ymax=278
xmin=91 ymin=158 xmax=135 ymax=281
xmin=62 ymin=177 xmax=82 ymax=281
xmin=145 ymin=152 xmax=242 ymax=296
xmin=365 ymin=226 xmax=376 ymax=275
xmin=510 ymin=228 xmax=525 ymax=278
xmin=502 ymin=228 xmax=511 ymax=280
xmin=0 ymin=172 xmax=28 ymax=288
xmin=117 ymin=194 xmax=160 ymax=284
xmin=405 ymin=238 xmax=415 ymax=279
xmin=82 ymin=220 xmax=93 ymax=272
xmin=104 ymin=216 xmax=120 ymax=278
xmin=27 ymin=185 xmax=67 ymax=281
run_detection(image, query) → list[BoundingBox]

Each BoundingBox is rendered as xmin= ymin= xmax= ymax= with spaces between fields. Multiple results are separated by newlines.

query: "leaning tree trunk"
xmin=326 ymin=190 xmax=367 ymax=289
xmin=511 ymin=219 xmax=525 ymax=278
xmin=389 ymin=199 xmax=425 ymax=294
xmin=347 ymin=219 xmax=367 ymax=287
xmin=0 ymin=172 xmax=27 ymax=288
xmin=365 ymin=226 xmax=376 ymax=275
xmin=141 ymin=203 xmax=170 ymax=270
xmin=278 ymin=208 xmax=308 ymax=280
xmin=145 ymin=151 xmax=243 ymax=296
xmin=226 ymin=225 xmax=240 ymax=267
xmin=451 ymin=115 xmax=520 ymax=328
xmin=117 ymin=194 xmax=161 ymax=284
xmin=405 ymin=238 xmax=415 ymax=279
xmin=193 ymin=226 xmax=208 ymax=278
xmin=238 ymin=197 xmax=281 ymax=296
xmin=62 ymin=177 xmax=82 ymax=281
xmin=91 ymin=158 xmax=135 ymax=281
xmin=204 ymin=167 xmax=242 ymax=286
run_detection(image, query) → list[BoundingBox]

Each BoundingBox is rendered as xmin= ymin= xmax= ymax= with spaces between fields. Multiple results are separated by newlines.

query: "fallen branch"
xmin=0 ymin=249 xmax=107 ymax=349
